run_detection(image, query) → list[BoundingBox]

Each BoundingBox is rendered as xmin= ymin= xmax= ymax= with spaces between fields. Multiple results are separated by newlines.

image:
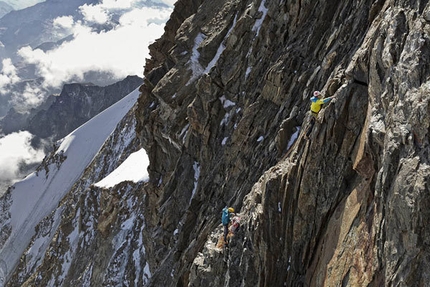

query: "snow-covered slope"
xmin=0 ymin=0 xmax=44 ymax=10
xmin=95 ymin=148 xmax=149 ymax=188
xmin=0 ymin=87 xmax=149 ymax=283
xmin=0 ymin=2 xmax=12 ymax=18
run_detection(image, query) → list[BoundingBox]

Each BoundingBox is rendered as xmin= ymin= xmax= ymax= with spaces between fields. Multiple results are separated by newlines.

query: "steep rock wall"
xmin=136 ymin=0 xmax=430 ymax=286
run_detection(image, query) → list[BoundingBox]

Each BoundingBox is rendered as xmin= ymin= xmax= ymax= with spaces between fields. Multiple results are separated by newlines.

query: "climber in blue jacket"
xmin=222 ymin=207 xmax=235 ymax=244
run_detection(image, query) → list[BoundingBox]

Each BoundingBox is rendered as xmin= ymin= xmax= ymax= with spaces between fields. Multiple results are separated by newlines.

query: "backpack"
xmin=229 ymin=216 xmax=241 ymax=233
xmin=222 ymin=207 xmax=230 ymax=225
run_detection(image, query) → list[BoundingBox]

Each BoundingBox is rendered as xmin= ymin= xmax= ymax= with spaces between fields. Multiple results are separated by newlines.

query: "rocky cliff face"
xmin=136 ymin=0 xmax=430 ymax=286
xmin=1 ymin=0 xmax=430 ymax=286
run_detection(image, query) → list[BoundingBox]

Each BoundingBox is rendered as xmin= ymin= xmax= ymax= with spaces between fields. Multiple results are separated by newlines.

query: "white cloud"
xmin=92 ymin=0 xmax=136 ymax=10
xmin=16 ymin=3 xmax=173 ymax=89
xmin=51 ymin=16 xmax=76 ymax=41
xmin=0 ymin=58 xmax=21 ymax=93
xmin=80 ymin=4 xmax=109 ymax=24
xmin=11 ymin=83 xmax=45 ymax=109
xmin=0 ymin=131 xmax=45 ymax=183
xmin=162 ymin=0 xmax=177 ymax=6
xmin=53 ymin=16 xmax=75 ymax=29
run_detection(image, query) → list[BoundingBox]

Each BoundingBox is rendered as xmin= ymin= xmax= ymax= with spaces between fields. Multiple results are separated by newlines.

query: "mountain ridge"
xmin=0 ymin=75 xmax=143 ymax=140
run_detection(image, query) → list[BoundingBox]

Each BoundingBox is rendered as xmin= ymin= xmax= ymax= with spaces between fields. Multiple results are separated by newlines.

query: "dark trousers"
xmin=223 ymin=224 xmax=229 ymax=242
xmin=306 ymin=112 xmax=318 ymax=138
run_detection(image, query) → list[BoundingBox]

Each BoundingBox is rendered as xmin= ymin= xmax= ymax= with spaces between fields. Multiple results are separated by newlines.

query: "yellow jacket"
xmin=310 ymin=96 xmax=332 ymax=113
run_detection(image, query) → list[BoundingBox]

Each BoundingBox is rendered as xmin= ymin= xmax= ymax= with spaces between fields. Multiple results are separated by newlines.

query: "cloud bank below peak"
xmin=0 ymin=131 xmax=45 ymax=195
xmin=17 ymin=2 xmax=173 ymax=89
xmin=0 ymin=0 xmax=173 ymax=111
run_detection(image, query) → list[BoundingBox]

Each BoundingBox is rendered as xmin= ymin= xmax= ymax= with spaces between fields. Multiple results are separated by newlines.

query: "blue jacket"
xmin=222 ymin=207 xmax=230 ymax=225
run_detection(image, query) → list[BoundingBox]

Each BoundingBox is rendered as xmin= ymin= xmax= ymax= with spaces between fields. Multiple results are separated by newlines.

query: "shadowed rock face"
xmin=136 ymin=0 xmax=430 ymax=286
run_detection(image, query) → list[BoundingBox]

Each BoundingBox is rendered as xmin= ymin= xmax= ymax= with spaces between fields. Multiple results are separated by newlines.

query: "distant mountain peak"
xmin=0 ymin=0 xmax=42 ymax=11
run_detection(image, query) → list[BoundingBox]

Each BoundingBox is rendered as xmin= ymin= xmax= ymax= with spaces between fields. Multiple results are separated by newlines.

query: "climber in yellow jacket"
xmin=305 ymin=90 xmax=336 ymax=139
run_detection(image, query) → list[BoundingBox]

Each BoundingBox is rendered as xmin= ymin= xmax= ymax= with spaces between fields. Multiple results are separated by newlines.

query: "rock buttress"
xmin=136 ymin=0 xmax=430 ymax=286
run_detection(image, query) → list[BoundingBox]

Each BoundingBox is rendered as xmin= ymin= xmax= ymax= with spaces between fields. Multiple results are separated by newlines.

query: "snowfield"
xmin=0 ymin=87 xmax=149 ymax=283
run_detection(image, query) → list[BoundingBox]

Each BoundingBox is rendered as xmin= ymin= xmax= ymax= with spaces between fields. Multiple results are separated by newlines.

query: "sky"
xmin=0 ymin=0 xmax=173 ymax=194
xmin=0 ymin=87 xmax=149 ymax=281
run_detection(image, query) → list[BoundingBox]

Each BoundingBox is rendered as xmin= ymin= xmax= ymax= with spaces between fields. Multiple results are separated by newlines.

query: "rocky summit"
xmin=1 ymin=0 xmax=430 ymax=286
